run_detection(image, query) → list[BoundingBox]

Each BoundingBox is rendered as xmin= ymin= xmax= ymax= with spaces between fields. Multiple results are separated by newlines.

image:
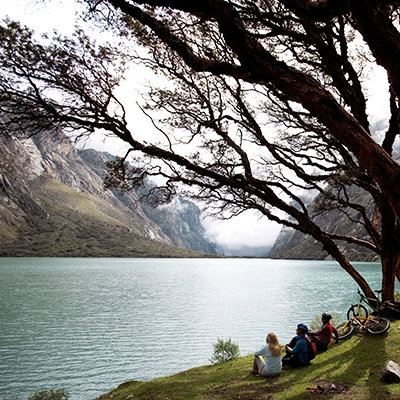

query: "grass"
xmin=95 ymin=320 xmax=400 ymax=400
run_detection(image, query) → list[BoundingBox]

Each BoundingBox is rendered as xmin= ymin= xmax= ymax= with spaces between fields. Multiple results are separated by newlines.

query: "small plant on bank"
xmin=27 ymin=388 xmax=69 ymax=400
xmin=210 ymin=338 xmax=240 ymax=364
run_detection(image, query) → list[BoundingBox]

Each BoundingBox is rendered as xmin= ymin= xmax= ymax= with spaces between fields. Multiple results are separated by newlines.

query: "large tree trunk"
xmin=381 ymin=200 xmax=400 ymax=301
xmin=381 ymin=256 xmax=398 ymax=302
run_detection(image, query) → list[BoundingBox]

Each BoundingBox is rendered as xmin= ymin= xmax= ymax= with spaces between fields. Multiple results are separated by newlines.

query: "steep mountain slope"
xmin=269 ymin=122 xmax=398 ymax=261
xmin=0 ymin=131 xmax=215 ymax=257
xmin=269 ymin=187 xmax=379 ymax=261
xmin=78 ymin=149 xmax=219 ymax=255
xmin=140 ymin=196 xmax=218 ymax=254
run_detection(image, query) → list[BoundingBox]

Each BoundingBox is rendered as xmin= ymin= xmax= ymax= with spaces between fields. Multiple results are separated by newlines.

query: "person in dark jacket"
xmin=282 ymin=323 xmax=310 ymax=367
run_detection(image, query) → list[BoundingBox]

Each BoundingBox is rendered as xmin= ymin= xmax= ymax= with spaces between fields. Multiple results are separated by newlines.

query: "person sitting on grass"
xmin=282 ymin=323 xmax=310 ymax=368
xmin=251 ymin=332 xmax=282 ymax=377
xmin=308 ymin=312 xmax=339 ymax=351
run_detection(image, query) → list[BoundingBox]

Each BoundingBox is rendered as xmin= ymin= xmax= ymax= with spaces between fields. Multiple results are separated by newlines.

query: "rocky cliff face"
xmin=269 ymin=187 xmax=379 ymax=261
xmin=140 ymin=196 xmax=218 ymax=254
xmin=269 ymin=123 xmax=397 ymax=261
xmin=79 ymin=148 xmax=218 ymax=255
xmin=0 ymin=130 xmax=217 ymax=257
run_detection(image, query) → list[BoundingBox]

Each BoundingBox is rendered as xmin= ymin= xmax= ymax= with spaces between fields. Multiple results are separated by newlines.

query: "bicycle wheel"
xmin=336 ymin=321 xmax=354 ymax=339
xmin=346 ymin=304 xmax=369 ymax=321
xmin=366 ymin=317 xmax=391 ymax=334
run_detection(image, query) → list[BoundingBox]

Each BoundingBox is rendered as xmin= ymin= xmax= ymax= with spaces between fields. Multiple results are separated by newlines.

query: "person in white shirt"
xmin=251 ymin=333 xmax=282 ymax=377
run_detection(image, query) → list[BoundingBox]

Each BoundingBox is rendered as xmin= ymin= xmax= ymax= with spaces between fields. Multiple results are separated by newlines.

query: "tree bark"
xmin=380 ymin=200 xmax=400 ymax=301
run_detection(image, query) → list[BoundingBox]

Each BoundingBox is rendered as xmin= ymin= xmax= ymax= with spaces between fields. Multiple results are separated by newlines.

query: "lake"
xmin=0 ymin=258 xmax=385 ymax=399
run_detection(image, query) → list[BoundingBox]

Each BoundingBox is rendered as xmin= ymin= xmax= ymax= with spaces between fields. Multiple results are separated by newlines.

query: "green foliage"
xmin=395 ymin=292 xmax=400 ymax=301
xmin=27 ymin=388 xmax=69 ymax=400
xmin=309 ymin=313 xmax=340 ymax=331
xmin=209 ymin=338 xmax=240 ymax=364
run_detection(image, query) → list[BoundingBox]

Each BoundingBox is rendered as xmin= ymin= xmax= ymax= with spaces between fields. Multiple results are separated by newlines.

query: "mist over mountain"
xmin=221 ymin=244 xmax=271 ymax=257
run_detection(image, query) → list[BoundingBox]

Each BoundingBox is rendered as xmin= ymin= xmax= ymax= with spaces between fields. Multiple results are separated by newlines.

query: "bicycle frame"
xmin=351 ymin=303 xmax=367 ymax=317
xmin=337 ymin=314 xmax=390 ymax=339
xmin=357 ymin=289 xmax=382 ymax=312
xmin=350 ymin=316 xmax=374 ymax=329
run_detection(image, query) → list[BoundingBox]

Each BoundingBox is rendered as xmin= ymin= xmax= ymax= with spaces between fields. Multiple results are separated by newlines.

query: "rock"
xmin=381 ymin=360 xmax=400 ymax=383
xmin=0 ymin=132 xmax=219 ymax=257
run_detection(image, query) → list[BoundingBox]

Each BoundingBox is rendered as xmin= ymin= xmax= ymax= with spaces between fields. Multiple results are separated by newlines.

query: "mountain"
xmin=0 ymin=130 xmax=217 ymax=257
xmin=78 ymin=148 xmax=219 ymax=255
xmin=140 ymin=196 xmax=219 ymax=254
xmin=268 ymin=187 xmax=379 ymax=261
xmin=269 ymin=123 xmax=399 ymax=261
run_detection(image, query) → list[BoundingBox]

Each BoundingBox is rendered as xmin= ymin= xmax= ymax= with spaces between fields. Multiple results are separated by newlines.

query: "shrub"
xmin=27 ymin=388 xmax=69 ymax=400
xmin=210 ymin=338 xmax=240 ymax=364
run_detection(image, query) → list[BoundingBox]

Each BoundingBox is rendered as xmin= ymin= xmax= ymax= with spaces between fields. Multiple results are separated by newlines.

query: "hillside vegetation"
xmin=0 ymin=133 xmax=218 ymax=258
xmin=0 ymin=176 xmax=210 ymax=258
xmin=95 ymin=320 xmax=400 ymax=400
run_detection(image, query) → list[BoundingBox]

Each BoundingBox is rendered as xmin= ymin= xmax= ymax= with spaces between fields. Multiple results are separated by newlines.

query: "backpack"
xmin=301 ymin=336 xmax=317 ymax=360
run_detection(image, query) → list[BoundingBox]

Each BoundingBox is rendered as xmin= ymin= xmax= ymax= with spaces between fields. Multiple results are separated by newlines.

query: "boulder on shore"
xmin=381 ymin=360 xmax=400 ymax=383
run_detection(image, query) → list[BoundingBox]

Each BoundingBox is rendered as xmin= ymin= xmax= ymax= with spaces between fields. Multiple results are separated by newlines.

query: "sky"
xmin=1 ymin=0 xmax=284 ymax=255
xmin=1 ymin=0 xmax=391 ymax=255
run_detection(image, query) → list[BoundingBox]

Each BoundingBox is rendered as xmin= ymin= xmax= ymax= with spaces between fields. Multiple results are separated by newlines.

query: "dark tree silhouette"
xmin=1 ymin=0 xmax=400 ymax=303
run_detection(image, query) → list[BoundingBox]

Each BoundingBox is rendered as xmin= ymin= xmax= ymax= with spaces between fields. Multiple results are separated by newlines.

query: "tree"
xmin=1 ymin=0 xmax=400 ymax=303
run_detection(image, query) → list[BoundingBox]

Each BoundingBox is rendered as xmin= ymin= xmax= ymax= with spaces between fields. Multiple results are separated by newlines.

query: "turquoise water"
xmin=0 ymin=258 xmax=384 ymax=399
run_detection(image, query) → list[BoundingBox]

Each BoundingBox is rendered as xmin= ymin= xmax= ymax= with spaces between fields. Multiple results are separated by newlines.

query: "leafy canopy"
xmin=1 ymin=0 xmax=400 ymax=301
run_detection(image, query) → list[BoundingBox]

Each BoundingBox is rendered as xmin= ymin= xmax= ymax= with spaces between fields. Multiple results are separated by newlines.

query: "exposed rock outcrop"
xmin=79 ymin=148 xmax=219 ymax=255
xmin=269 ymin=187 xmax=378 ymax=261
xmin=0 ymin=130 xmax=217 ymax=257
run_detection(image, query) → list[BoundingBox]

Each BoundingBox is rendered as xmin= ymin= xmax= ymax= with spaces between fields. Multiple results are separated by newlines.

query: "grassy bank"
xmin=95 ymin=320 xmax=400 ymax=400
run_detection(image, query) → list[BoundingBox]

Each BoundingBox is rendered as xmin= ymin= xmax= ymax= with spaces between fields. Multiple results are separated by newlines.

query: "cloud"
xmin=3 ymin=0 xmax=80 ymax=35
xmin=75 ymin=131 xmax=130 ymax=156
xmin=202 ymin=210 xmax=281 ymax=250
xmin=366 ymin=65 xmax=390 ymax=122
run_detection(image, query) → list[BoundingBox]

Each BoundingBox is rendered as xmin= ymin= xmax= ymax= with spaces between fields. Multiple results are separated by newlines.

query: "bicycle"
xmin=336 ymin=289 xmax=391 ymax=339
xmin=346 ymin=289 xmax=383 ymax=319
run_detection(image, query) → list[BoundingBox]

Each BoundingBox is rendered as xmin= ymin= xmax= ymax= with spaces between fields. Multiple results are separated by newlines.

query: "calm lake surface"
xmin=0 ymin=258 xmax=385 ymax=399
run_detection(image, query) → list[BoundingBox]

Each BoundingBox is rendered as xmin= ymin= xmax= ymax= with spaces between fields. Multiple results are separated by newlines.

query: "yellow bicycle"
xmin=336 ymin=290 xmax=391 ymax=339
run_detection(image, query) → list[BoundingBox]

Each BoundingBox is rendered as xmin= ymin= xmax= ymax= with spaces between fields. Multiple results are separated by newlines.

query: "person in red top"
xmin=308 ymin=313 xmax=339 ymax=351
